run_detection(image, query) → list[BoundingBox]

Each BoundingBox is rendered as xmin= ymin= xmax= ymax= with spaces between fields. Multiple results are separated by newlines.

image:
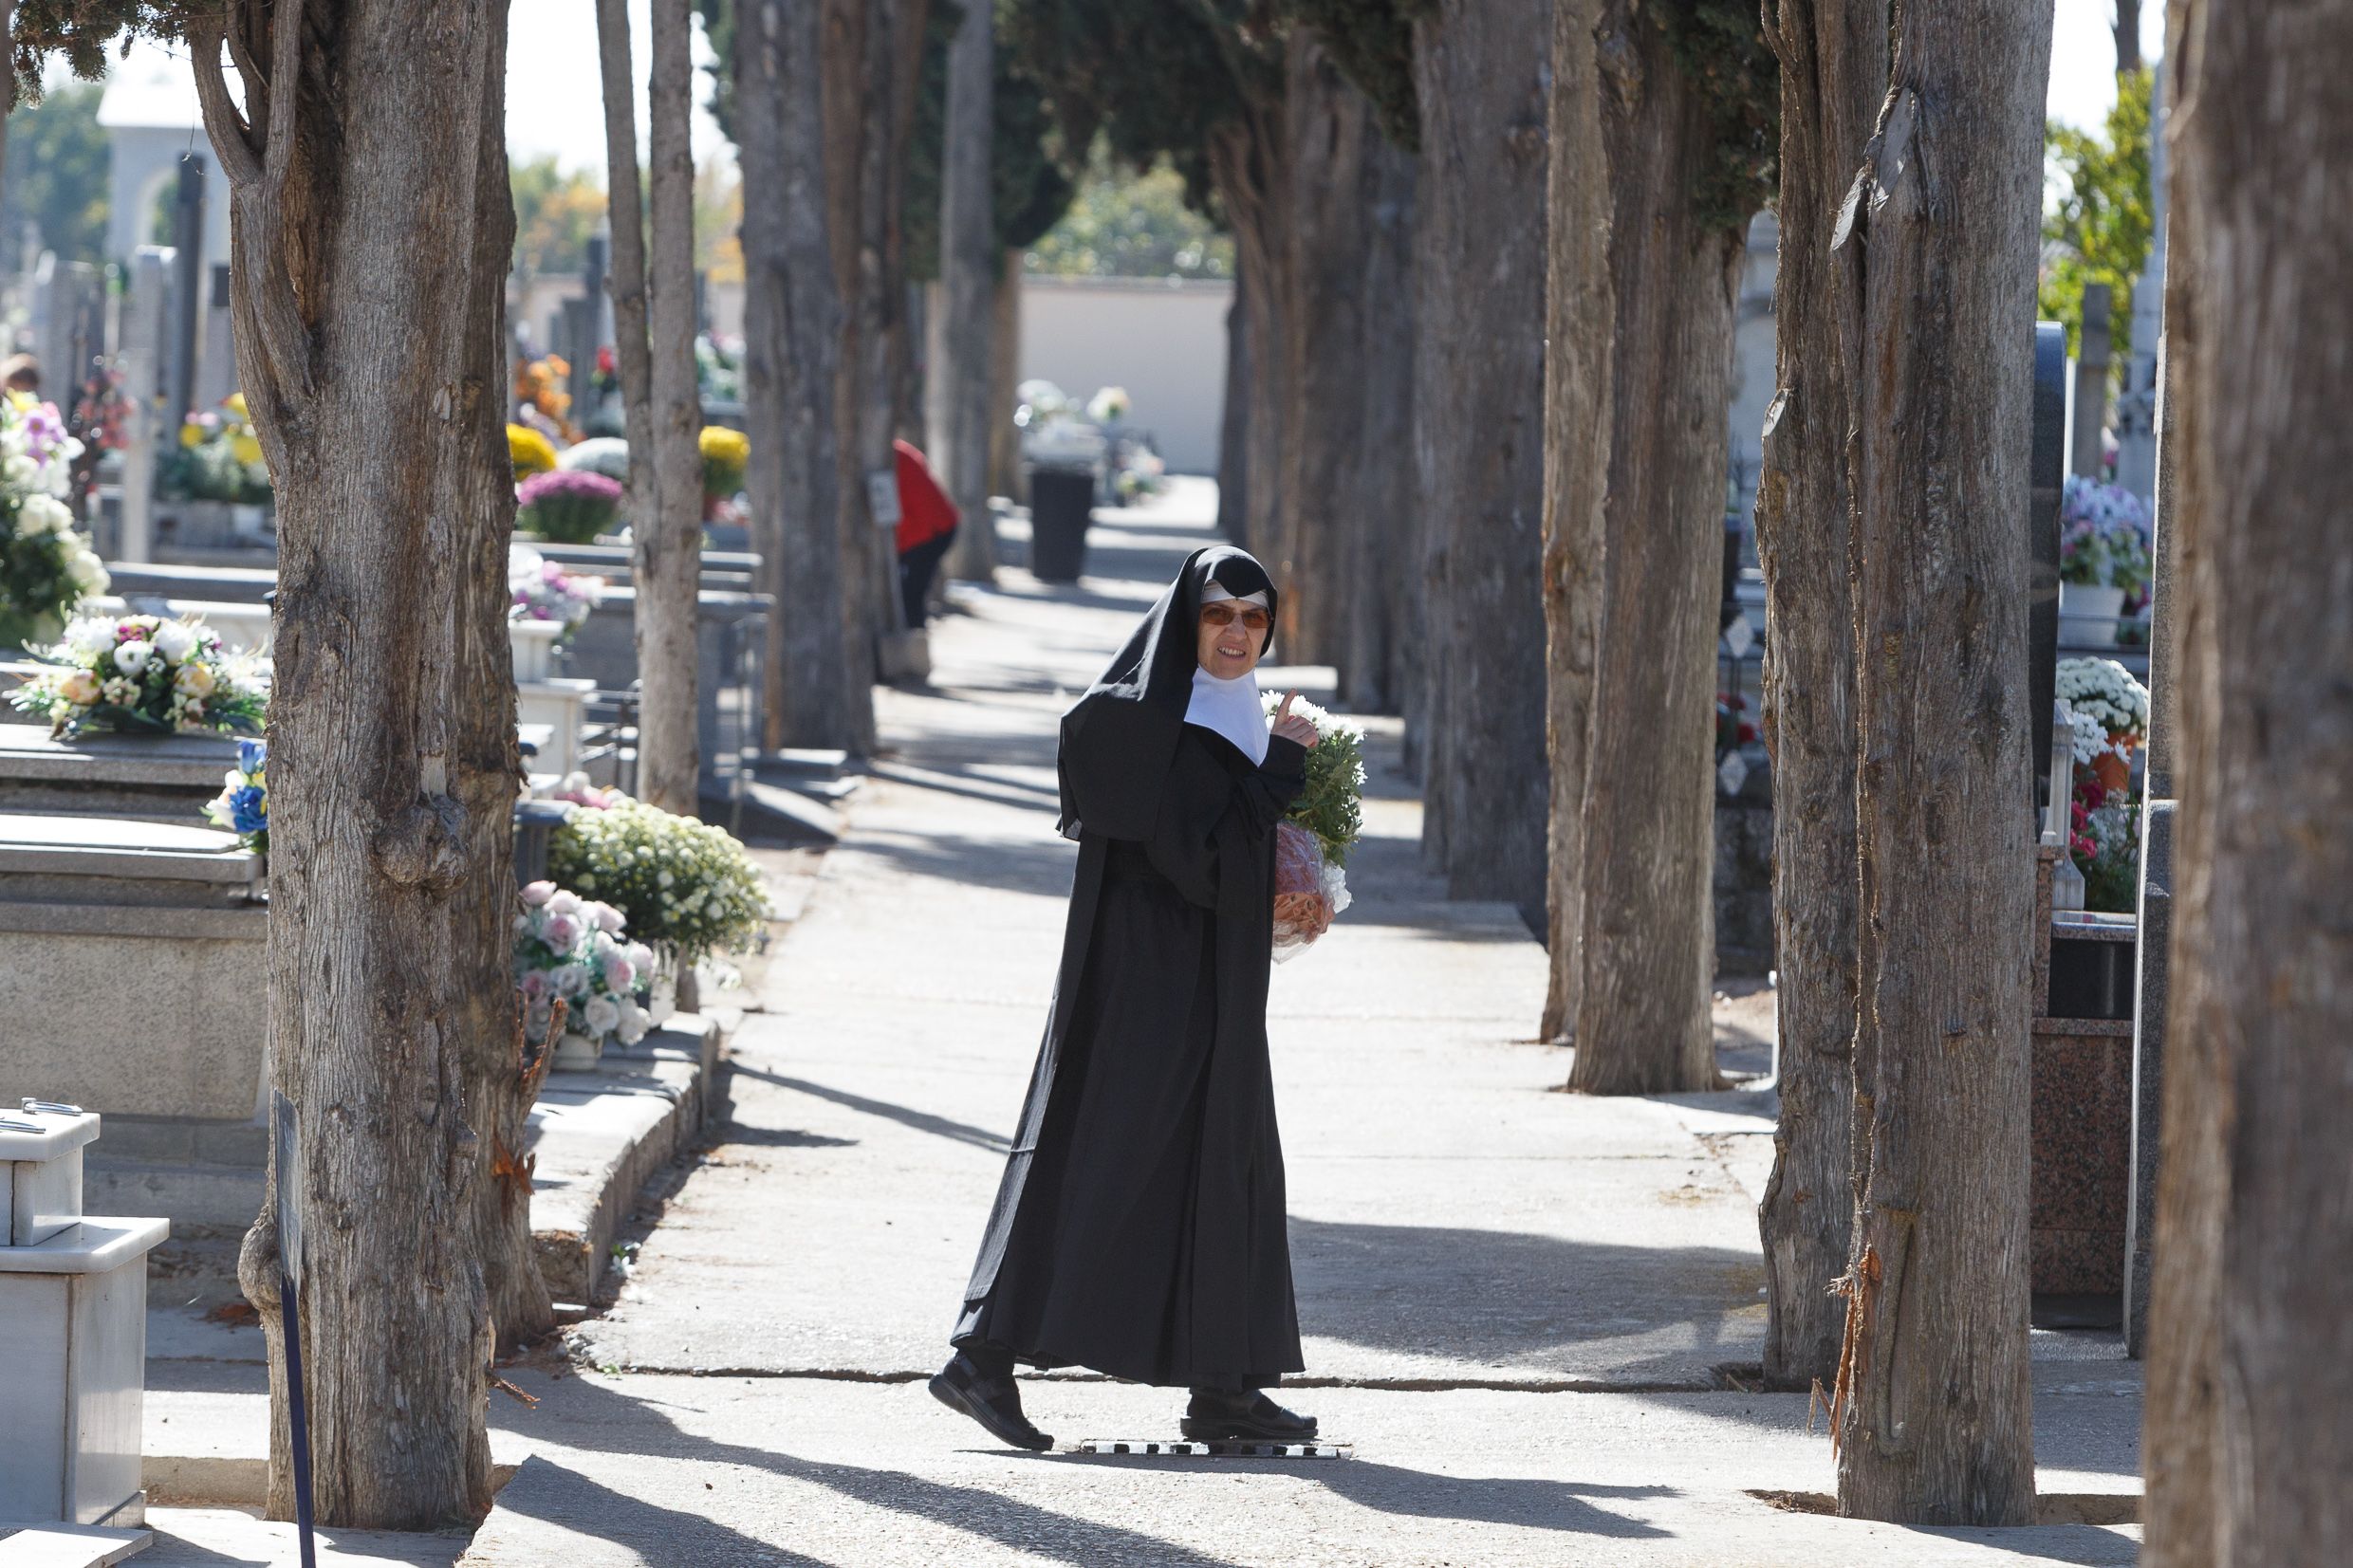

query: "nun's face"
xmin=1196 ymin=599 xmax=1270 ymax=679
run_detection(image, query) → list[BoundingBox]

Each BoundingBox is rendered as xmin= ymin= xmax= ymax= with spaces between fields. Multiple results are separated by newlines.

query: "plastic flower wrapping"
xmin=510 ymin=544 xmax=602 ymax=639
xmin=203 ymin=738 xmax=269 ymax=854
xmin=0 ymin=391 xmax=106 ymax=649
xmin=2056 ymin=657 xmax=2149 ymax=758
xmin=9 ymin=613 xmax=266 ymax=738
xmin=517 ymin=468 xmax=623 ymax=544
xmin=557 ymin=436 xmax=631 ymax=483
xmin=1260 ymin=692 xmax=1366 ymax=963
xmin=515 ymin=880 xmax=656 ymax=1050
xmin=547 ymin=795 xmax=770 ymax=966
xmin=2058 ymin=476 xmax=2153 ymax=592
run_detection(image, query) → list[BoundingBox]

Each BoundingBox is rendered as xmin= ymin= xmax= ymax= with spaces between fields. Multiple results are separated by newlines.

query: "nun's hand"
xmin=1271 ymin=692 xmax=1322 ymax=749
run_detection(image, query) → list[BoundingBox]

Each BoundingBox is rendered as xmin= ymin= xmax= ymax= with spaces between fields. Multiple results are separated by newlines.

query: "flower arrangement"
xmin=1261 ymin=692 xmax=1365 ymax=961
xmin=509 ymin=422 xmax=560 ymax=483
xmin=2067 ymin=766 xmax=2140 ymax=913
xmin=510 ymin=544 xmax=602 ymax=639
xmin=1087 ymin=385 xmax=1130 ymax=424
xmin=547 ymin=795 xmax=769 ymax=966
xmin=699 ymin=426 xmax=750 ymax=503
xmin=2056 ymin=657 xmax=2149 ymax=753
xmin=516 ymin=468 xmax=623 ymax=544
xmin=513 ymin=353 xmax=576 ymax=443
xmin=1 ymin=392 xmax=105 ymax=650
xmin=2059 ymin=475 xmax=2152 ymax=592
xmin=204 ymin=738 xmax=269 ymax=854
xmin=695 ymin=334 xmax=743 ymax=402
xmin=514 ymin=880 xmax=656 ymax=1051
xmin=159 ymin=392 xmax=273 ymax=504
xmin=9 ymin=614 xmax=267 ymax=738
xmin=558 ymin=435 xmax=631 ymax=484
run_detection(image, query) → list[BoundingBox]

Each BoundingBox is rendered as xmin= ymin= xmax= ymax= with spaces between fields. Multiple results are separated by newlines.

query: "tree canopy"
xmin=902 ymin=0 xmax=1079 ymax=282
xmin=1025 ymin=157 xmax=1235 ymax=279
xmin=2 ymin=83 xmax=109 ymax=262
xmin=2041 ymin=66 xmax=2155 ymax=357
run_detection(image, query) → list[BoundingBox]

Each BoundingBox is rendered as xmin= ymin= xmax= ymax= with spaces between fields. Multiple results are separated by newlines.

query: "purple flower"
xmin=517 ymin=470 xmax=623 ymax=507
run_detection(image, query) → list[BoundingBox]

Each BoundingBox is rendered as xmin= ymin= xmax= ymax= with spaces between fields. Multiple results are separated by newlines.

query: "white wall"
xmin=1018 ymin=275 xmax=1233 ymax=473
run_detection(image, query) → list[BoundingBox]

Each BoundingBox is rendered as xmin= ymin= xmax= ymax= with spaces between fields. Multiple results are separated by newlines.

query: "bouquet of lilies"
xmin=515 ymin=880 xmax=657 ymax=1050
xmin=1262 ymin=692 xmax=1365 ymax=962
xmin=9 ymin=614 xmax=266 ymax=738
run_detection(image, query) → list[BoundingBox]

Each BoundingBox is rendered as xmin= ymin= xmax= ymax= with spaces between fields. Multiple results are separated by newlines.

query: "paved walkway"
xmin=339 ymin=481 xmax=2133 ymax=1565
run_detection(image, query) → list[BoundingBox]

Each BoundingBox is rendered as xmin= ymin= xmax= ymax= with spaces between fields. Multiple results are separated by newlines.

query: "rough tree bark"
xmin=596 ymin=0 xmax=657 ymax=565
xmin=636 ymin=0 xmax=706 ymax=813
xmin=737 ymin=0 xmax=853 ymax=749
xmin=819 ymin=0 xmax=901 ymax=750
xmin=1338 ymin=137 xmax=1417 ymax=715
xmin=1208 ymin=101 xmax=1295 ymax=624
xmin=1279 ymin=35 xmax=1375 ymax=668
xmin=1549 ymin=2 xmax=1742 ymax=1093
xmin=2144 ymin=2 xmax=2353 ymax=1559
xmin=1753 ymin=0 xmax=1881 ymax=1389
xmin=932 ymin=0 xmax=997 ymax=582
xmin=184 ymin=0 xmax=510 ymax=1527
xmin=1410 ymin=0 xmax=1549 ymax=908
xmin=988 ymin=249 xmax=1024 ymax=506
xmin=1216 ymin=272 xmax=1251 ymax=546
xmin=1827 ymin=0 xmax=2051 ymax=1522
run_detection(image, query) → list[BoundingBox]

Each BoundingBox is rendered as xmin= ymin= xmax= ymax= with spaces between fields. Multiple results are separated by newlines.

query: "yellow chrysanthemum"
xmin=223 ymin=392 xmax=249 ymax=419
xmin=231 ymin=434 xmax=264 ymax=466
xmin=509 ymin=423 xmax=559 ymax=479
xmin=698 ymin=426 xmax=750 ymax=500
xmin=179 ymin=421 xmax=205 ymax=449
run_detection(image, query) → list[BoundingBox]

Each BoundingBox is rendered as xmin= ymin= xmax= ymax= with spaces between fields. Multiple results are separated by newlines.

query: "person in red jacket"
xmin=895 ymin=438 xmax=960 ymax=627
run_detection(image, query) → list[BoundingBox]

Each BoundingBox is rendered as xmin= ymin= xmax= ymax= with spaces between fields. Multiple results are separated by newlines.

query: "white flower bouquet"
xmin=9 ymin=613 xmax=266 ymax=738
xmin=547 ymin=795 xmax=769 ymax=967
xmin=515 ymin=880 xmax=656 ymax=1052
xmin=0 ymin=393 xmax=106 ymax=651
xmin=2056 ymin=656 xmax=2150 ymax=755
xmin=1261 ymin=692 xmax=1365 ymax=962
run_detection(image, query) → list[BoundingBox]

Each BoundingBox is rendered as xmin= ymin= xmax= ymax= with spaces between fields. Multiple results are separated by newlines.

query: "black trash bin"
xmin=1028 ymin=467 xmax=1096 ymax=582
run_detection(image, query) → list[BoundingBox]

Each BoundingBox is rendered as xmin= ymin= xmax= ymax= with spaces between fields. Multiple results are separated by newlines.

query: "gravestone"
xmin=0 ymin=729 xmax=246 ymax=822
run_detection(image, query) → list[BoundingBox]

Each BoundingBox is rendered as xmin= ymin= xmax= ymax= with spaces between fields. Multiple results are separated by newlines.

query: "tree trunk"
xmin=186 ymin=1 xmax=510 ymax=1527
xmin=989 ymin=249 xmax=1024 ymax=505
xmin=1216 ymin=270 xmax=1250 ymax=545
xmin=738 ymin=0 xmax=853 ymax=750
xmin=1339 ymin=138 xmax=1417 ymax=715
xmin=933 ymin=0 xmax=996 ymax=582
xmin=2144 ymin=2 xmax=2353 ymax=1559
xmin=1828 ymin=2 xmax=2050 ymax=1522
xmin=820 ymin=0 xmax=898 ymax=750
xmin=1409 ymin=0 xmax=1550 ymax=907
xmin=1209 ymin=108 xmax=1295 ymax=623
xmin=1754 ymin=0 xmax=1882 ymax=1389
xmin=2114 ymin=0 xmax=2142 ymax=73
xmin=635 ymin=0 xmax=705 ymax=813
xmin=597 ymin=0 xmax=658 ymax=553
xmin=1281 ymin=35 xmax=1370 ymax=670
xmin=1550 ymin=4 xmax=1741 ymax=1092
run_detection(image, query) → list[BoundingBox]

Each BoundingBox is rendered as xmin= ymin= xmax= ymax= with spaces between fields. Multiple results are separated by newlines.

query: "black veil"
xmin=1054 ymin=545 xmax=1279 ymax=842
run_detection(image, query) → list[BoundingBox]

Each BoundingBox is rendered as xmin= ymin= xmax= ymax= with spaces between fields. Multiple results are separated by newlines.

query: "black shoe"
xmin=930 ymin=1352 xmax=1053 ymax=1451
xmin=1179 ymin=1388 xmax=1318 ymax=1442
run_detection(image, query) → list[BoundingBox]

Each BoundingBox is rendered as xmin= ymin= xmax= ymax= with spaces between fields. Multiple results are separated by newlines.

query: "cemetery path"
xmin=444 ymin=480 xmax=2145 ymax=1565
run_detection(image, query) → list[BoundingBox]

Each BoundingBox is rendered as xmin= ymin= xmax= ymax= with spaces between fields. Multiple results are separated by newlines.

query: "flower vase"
xmin=551 ymin=1029 xmax=605 ymax=1072
xmin=2091 ymin=740 xmax=2133 ymax=799
xmin=2058 ymin=581 xmax=2125 ymax=648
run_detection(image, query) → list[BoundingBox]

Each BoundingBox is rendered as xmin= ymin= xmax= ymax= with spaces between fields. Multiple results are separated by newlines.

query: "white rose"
xmin=153 ymin=621 xmax=198 ymax=664
xmin=547 ymin=889 xmax=583 ymax=916
xmin=114 ymin=641 xmax=153 ymax=675
xmin=584 ymin=995 xmax=621 ymax=1037
xmin=2 ymin=454 xmax=32 ymax=485
xmin=19 ymin=494 xmax=71 ymax=534
xmin=67 ymin=550 xmax=108 ymax=592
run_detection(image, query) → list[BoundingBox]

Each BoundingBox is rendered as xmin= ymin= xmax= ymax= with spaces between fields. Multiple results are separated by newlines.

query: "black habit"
xmin=953 ymin=546 xmax=1307 ymax=1390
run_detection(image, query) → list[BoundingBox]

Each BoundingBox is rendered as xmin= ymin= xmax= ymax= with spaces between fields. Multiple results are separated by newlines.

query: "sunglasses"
xmin=1199 ymin=603 xmax=1272 ymax=632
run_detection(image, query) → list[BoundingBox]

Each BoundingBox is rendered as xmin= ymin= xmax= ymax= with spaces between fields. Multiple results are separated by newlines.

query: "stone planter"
xmin=2058 ymin=581 xmax=2125 ymax=648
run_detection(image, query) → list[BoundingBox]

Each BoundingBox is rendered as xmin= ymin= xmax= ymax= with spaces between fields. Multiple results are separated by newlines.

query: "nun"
xmin=930 ymin=545 xmax=1329 ymax=1450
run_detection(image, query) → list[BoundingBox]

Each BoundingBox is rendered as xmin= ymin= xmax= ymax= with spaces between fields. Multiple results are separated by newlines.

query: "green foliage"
xmin=1279 ymin=0 xmax=1419 ymax=151
xmin=1 ymin=84 xmax=109 ymax=262
xmin=510 ymin=157 xmax=610 ymax=279
xmin=7 ymin=3 xmax=191 ymax=109
xmin=1025 ymin=156 xmax=1234 ymax=279
xmin=2041 ymin=67 xmax=2154 ymax=359
xmin=1651 ymin=0 xmax=1779 ymax=236
xmin=903 ymin=2 xmax=1081 ymax=282
xmin=698 ymin=0 xmax=738 ymax=143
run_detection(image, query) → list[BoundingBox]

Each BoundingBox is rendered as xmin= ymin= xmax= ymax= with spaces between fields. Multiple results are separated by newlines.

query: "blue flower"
xmin=237 ymin=738 xmax=267 ymax=774
xmin=228 ymin=784 xmax=267 ymax=836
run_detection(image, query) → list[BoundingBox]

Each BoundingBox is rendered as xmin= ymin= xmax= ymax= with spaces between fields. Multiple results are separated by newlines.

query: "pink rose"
xmin=520 ymin=880 xmax=556 ymax=907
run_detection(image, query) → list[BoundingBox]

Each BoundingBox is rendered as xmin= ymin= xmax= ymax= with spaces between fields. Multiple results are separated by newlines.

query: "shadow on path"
xmin=732 ymin=1062 xmax=1012 ymax=1153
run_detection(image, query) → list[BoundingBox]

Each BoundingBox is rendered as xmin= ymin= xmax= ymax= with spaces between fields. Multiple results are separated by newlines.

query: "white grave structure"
xmin=0 ymin=1102 xmax=166 ymax=1531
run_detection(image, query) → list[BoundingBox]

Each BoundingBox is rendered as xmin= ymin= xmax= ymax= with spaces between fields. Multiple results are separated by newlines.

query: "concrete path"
xmin=444 ymin=479 xmax=2142 ymax=1564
